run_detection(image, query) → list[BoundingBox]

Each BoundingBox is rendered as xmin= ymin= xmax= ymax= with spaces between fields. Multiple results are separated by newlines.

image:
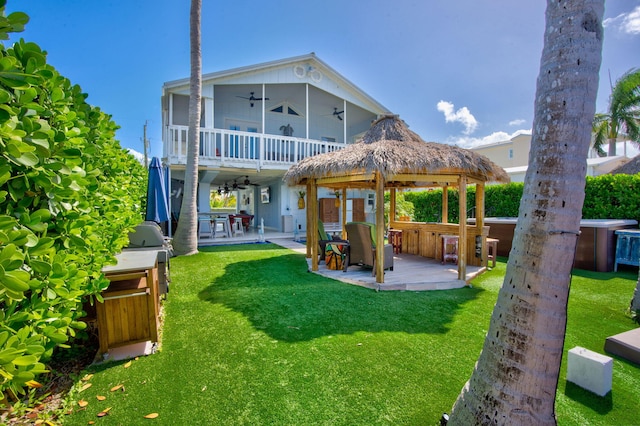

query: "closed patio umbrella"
xmin=146 ymin=157 xmax=170 ymax=223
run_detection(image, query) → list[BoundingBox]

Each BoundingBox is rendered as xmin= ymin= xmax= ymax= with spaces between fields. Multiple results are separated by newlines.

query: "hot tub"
xmin=468 ymin=218 xmax=638 ymax=272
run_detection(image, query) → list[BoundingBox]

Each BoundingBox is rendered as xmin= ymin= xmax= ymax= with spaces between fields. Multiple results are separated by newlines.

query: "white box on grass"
xmin=566 ymin=346 xmax=612 ymax=397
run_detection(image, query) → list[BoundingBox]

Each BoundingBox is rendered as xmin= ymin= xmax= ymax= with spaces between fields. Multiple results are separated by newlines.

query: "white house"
xmin=470 ymin=133 xmax=632 ymax=182
xmin=161 ymin=53 xmax=389 ymax=232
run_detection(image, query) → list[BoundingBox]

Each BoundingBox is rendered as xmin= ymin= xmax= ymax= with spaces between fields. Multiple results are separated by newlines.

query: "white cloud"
xmin=604 ymin=6 xmax=640 ymax=35
xmin=508 ymin=119 xmax=526 ymax=126
xmin=447 ymin=129 xmax=532 ymax=149
xmin=436 ymin=100 xmax=478 ymax=135
xmin=127 ymin=148 xmax=146 ymax=165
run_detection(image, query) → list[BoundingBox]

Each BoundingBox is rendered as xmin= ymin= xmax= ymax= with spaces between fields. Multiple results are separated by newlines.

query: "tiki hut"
xmin=610 ymin=154 xmax=640 ymax=175
xmin=284 ymin=114 xmax=509 ymax=284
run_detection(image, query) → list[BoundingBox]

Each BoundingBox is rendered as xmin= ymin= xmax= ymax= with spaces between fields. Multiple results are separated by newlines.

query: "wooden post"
xmin=442 ymin=184 xmax=448 ymax=223
xmin=375 ymin=172 xmax=385 ymax=284
xmin=458 ymin=175 xmax=467 ymax=281
xmin=309 ymin=180 xmax=319 ymax=271
xmin=476 ymin=182 xmax=486 ymax=266
xmin=306 ymin=182 xmax=312 ymax=258
xmin=341 ymin=187 xmax=347 ymax=239
xmin=390 ymin=188 xmax=397 ymax=226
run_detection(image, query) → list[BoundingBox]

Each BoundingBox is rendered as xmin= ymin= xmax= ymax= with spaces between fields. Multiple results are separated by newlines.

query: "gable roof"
xmin=163 ymin=53 xmax=390 ymax=115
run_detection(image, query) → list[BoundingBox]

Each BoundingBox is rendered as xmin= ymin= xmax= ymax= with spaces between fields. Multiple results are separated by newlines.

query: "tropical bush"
xmin=0 ymin=6 xmax=145 ymax=401
xmin=406 ymin=175 xmax=640 ymax=223
xmin=384 ymin=191 xmax=415 ymax=222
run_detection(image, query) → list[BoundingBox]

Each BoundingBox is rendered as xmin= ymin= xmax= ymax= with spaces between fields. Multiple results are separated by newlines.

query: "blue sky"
xmin=6 ymin=1 xmax=640 ymax=160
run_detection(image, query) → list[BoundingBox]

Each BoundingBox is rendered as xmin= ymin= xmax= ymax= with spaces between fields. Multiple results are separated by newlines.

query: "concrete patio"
xmin=198 ymin=228 xmax=486 ymax=291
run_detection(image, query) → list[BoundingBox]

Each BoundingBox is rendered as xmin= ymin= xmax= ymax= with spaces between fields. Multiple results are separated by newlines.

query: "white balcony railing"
xmin=165 ymin=125 xmax=346 ymax=169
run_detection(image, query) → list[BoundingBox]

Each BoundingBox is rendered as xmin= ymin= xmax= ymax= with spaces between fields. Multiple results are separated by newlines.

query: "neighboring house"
xmin=471 ymin=133 xmax=631 ymax=182
xmin=162 ymin=53 xmax=389 ymax=232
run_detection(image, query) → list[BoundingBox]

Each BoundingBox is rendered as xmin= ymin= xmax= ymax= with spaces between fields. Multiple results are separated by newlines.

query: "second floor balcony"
xmin=165 ymin=125 xmax=347 ymax=170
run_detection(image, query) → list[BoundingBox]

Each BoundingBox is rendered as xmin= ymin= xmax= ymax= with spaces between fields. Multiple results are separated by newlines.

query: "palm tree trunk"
xmin=631 ymin=270 xmax=640 ymax=313
xmin=607 ymin=137 xmax=617 ymax=157
xmin=172 ymin=0 xmax=202 ymax=256
xmin=448 ymin=1 xmax=604 ymax=424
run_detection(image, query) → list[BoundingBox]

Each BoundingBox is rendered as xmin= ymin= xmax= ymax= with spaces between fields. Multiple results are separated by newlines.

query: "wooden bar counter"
xmin=389 ymin=221 xmax=490 ymax=267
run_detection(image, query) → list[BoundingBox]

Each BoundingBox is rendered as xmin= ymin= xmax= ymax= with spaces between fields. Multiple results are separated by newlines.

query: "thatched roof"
xmin=610 ymin=154 xmax=640 ymax=175
xmin=284 ymin=115 xmax=509 ymax=186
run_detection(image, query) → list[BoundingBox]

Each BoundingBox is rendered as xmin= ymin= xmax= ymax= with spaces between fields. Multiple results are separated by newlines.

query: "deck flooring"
xmin=198 ymin=229 xmax=486 ymax=291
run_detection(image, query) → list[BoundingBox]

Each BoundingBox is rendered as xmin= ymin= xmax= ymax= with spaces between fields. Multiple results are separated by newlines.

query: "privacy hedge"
xmin=405 ymin=175 xmax=640 ymax=223
xmin=0 ymin=9 xmax=146 ymax=400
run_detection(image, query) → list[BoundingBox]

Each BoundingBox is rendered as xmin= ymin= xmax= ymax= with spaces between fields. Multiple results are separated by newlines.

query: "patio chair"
xmin=318 ymin=220 xmax=347 ymax=263
xmin=345 ymin=222 xmax=394 ymax=276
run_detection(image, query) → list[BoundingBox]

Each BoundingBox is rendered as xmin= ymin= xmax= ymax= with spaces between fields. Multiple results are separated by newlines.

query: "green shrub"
xmin=583 ymin=174 xmax=640 ymax=221
xmin=407 ymin=176 xmax=640 ymax=223
xmin=384 ymin=192 xmax=415 ymax=222
xmin=0 ymin=7 xmax=146 ymax=400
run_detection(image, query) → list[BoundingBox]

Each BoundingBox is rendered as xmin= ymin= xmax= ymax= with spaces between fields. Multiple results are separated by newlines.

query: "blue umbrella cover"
xmin=146 ymin=157 xmax=170 ymax=222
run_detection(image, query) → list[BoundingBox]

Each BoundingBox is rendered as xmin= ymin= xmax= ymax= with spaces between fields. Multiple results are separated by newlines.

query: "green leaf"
xmin=7 ymin=12 xmax=30 ymax=28
xmin=0 ymin=348 xmax=24 ymax=365
xmin=51 ymin=87 xmax=64 ymax=103
xmin=0 ymin=88 xmax=11 ymax=103
xmin=14 ymin=152 xmax=39 ymax=167
xmin=1 ymin=269 xmax=30 ymax=292
xmin=12 ymin=355 xmax=37 ymax=366
xmin=28 ymin=237 xmax=54 ymax=256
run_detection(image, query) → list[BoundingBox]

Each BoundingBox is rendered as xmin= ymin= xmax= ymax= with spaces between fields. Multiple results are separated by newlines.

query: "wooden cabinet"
xmin=614 ymin=229 xmax=640 ymax=271
xmin=319 ymin=197 xmax=365 ymax=223
xmin=351 ymin=198 xmax=365 ymax=222
xmin=319 ymin=198 xmax=339 ymax=223
xmin=98 ymin=251 xmax=160 ymax=355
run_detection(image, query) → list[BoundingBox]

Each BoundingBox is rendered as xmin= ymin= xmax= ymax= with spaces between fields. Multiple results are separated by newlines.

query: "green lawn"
xmin=64 ymin=243 xmax=640 ymax=425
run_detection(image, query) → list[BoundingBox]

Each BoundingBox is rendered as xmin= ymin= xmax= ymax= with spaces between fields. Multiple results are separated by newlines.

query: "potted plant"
xmin=298 ymin=191 xmax=306 ymax=209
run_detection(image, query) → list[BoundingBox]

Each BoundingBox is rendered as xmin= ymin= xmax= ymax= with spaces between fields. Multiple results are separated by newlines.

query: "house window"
xmin=269 ymin=102 xmax=302 ymax=117
xmin=508 ymin=148 xmax=514 ymax=159
xmin=321 ymin=137 xmax=336 ymax=142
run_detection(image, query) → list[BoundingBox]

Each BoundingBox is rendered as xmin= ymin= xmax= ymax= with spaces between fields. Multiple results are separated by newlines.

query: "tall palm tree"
xmin=448 ymin=1 xmax=604 ymax=424
xmin=632 ymin=274 xmax=640 ymax=313
xmin=592 ymin=68 xmax=640 ymax=156
xmin=172 ymin=0 xmax=201 ymax=256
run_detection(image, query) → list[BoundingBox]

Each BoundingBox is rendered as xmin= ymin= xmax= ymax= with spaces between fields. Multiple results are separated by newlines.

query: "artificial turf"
xmin=64 ymin=243 xmax=640 ymax=425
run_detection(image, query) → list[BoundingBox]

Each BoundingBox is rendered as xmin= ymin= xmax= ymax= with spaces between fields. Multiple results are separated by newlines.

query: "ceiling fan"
xmin=217 ymin=183 xmax=231 ymax=194
xmin=333 ymin=107 xmax=344 ymax=121
xmin=232 ymin=179 xmax=246 ymax=190
xmin=243 ymin=176 xmax=260 ymax=186
xmin=236 ymin=91 xmax=269 ymax=107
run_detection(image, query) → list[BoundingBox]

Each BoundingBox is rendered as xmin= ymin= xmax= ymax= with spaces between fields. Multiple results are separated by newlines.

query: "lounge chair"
xmin=318 ymin=220 xmax=347 ymax=263
xmin=345 ymin=222 xmax=394 ymax=276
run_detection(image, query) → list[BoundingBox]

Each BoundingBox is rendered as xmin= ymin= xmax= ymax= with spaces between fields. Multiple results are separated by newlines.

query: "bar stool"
xmin=388 ymin=229 xmax=402 ymax=254
xmin=441 ymin=235 xmax=459 ymax=265
xmin=213 ymin=216 xmax=231 ymax=238
xmin=198 ymin=217 xmax=213 ymax=239
xmin=233 ymin=217 xmax=244 ymax=236
xmin=486 ymin=238 xmax=499 ymax=268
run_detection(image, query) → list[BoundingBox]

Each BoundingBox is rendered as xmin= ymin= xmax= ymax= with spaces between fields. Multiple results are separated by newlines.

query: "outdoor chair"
xmin=318 ymin=220 xmax=347 ymax=263
xmin=345 ymin=222 xmax=394 ymax=276
xmin=198 ymin=217 xmax=213 ymax=239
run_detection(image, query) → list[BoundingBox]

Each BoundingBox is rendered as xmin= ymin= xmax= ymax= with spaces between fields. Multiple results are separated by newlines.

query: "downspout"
xmin=305 ymin=83 xmax=309 ymax=139
xmin=343 ymin=99 xmax=347 ymax=143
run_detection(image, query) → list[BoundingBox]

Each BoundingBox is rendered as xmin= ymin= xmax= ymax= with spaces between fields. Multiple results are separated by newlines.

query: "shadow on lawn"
xmin=563 ymin=381 xmax=613 ymax=414
xmin=197 ymin=245 xmax=484 ymax=342
xmin=571 ymin=267 xmax=637 ymax=282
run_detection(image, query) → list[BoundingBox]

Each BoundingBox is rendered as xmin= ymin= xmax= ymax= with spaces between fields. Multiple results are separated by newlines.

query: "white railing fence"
xmin=166 ymin=125 xmax=345 ymax=167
